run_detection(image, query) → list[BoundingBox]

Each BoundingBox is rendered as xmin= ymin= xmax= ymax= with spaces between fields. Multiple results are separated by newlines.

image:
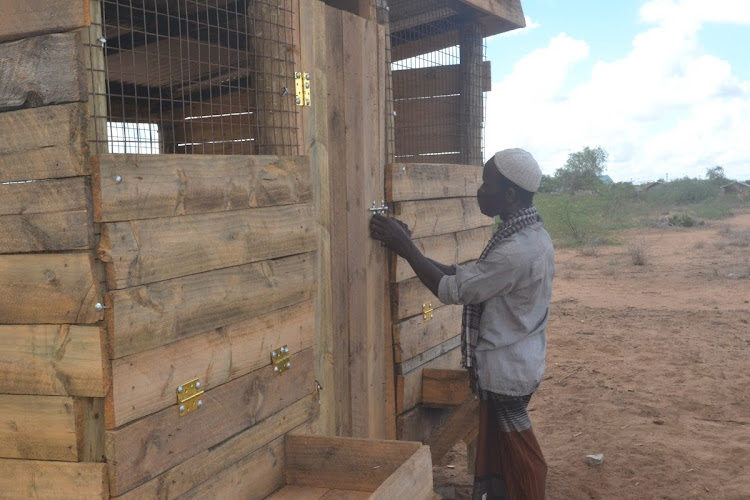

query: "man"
xmin=370 ymin=148 xmax=554 ymax=499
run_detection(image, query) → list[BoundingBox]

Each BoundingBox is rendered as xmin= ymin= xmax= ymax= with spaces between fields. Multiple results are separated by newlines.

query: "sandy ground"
xmin=434 ymin=210 xmax=750 ymax=499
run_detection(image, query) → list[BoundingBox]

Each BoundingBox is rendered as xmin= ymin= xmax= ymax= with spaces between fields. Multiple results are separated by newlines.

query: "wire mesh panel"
xmin=387 ymin=0 xmax=487 ymax=166
xmin=84 ymin=0 xmax=298 ymax=156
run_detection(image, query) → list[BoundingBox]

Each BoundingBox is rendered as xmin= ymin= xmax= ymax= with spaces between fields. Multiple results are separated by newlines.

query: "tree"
xmin=705 ymin=166 xmax=728 ymax=184
xmin=555 ymin=146 xmax=608 ymax=193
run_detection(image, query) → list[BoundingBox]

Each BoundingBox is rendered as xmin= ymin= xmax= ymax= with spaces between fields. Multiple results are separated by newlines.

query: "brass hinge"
xmin=272 ymin=345 xmax=292 ymax=375
xmin=295 ymin=72 xmax=311 ymax=106
xmin=422 ymin=302 xmax=434 ymax=322
xmin=177 ymin=378 xmax=204 ymax=417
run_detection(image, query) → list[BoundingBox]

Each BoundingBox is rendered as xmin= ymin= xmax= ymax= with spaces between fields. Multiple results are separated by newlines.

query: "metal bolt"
xmin=195 ymin=381 xmax=201 ymax=390
xmin=114 ymin=175 xmax=122 ymax=184
xmin=305 ymin=99 xmax=310 ymax=106
xmin=179 ymin=404 xmax=185 ymax=413
xmin=402 ymin=166 xmax=406 ymax=171
xmin=305 ymin=73 xmax=311 ymax=80
xmin=305 ymin=81 xmax=310 ymax=89
xmin=197 ymin=400 xmax=203 ymax=408
xmin=177 ymin=385 xmax=184 ymax=394
xmin=296 ymin=98 xmax=301 ymax=104
xmin=423 ymin=315 xmax=427 ymax=320
xmin=430 ymin=314 xmax=434 ymax=319
xmin=422 ymin=303 xmax=426 ymax=308
xmin=94 ymin=302 xmax=109 ymax=312
xmin=284 ymin=346 xmax=289 ymax=353
xmin=295 ymin=72 xmax=301 ymax=78
xmin=429 ymin=303 xmax=432 ymax=308
xmin=274 ymin=366 xmax=279 ymax=373
xmin=392 ymin=110 xmax=397 ymax=117
xmin=98 ymin=36 xmax=106 ymax=45
xmin=272 ymin=350 xmax=277 ymax=358
xmin=281 ymin=87 xmax=289 ymax=96
xmin=286 ymin=361 xmax=291 ymax=369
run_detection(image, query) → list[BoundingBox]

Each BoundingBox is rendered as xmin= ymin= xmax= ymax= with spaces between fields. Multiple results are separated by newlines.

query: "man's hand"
xmin=370 ymin=214 xmax=413 ymax=257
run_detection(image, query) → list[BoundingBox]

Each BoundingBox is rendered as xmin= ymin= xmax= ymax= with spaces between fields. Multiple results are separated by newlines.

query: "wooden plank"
xmin=396 ymin=405 xmax=452 ymax=442
xmin=0 ymin=395 xmax=77 ymax=461
xmin=173 ymin=115 xmax=257 ymax=147
xmin=396 ymin=346 xmax=461 ymax=414
xmin=371 ymin=445 xmax=433 ymax=500
xmin=92 ymin=154 xmax=312 ymax=222
xmin=391 ymin=276 xmax=443 ymax=320
xmin=398 ymin=335 xmax=461 ymax=375
xmin=395 ymin=122 xmax=460 ymax=157
xmin=172 ymin=90 xmax=255 ymax=120
xmin=0 ymin=325 xmax=106 ymax=396
xmin=392 ymin=61 xmax=491 ymax=100
xmin=108 ymin=299 xmax=315 ymax=428
xmin=391 ymin=30 xmax=459 ymax=62
xmin=421 ymin=369 xmax=471 ymax=407
xmin=178 ymin=436 xmax=286 ymax=500
xmin=116 ymin=394 xmax=317 ymax=500
xmin=386 ymin=163 xmax=482 ymax=202
xmin=458 ymin=0 xmax=526 ymax=28
xmin=425 ymin=396 xmax=479 ymax=465
xmin=396 ymin=95 xmax=459 ymax=125
xmin=0 ymin=459 xmax=107 ymax=499
xmin=0 ymin=103 xmax=89 ymax=183
xmin=105 ymin=348 xmax=315 ymax=496
xmin=0 ymin=253 xmax=100 ymax=324
xmin=0 ymin=177 xmax=91 ymax=254
xmin=0 ymin=0 xmax=90 ymax=42
xmin=394 ymin=153 xmax=462 ymax=165
xmin=266 ymin=485 xmax=330 ymax=500
xmin=107 ymin=251 xmax=314 ymax=358
xmin=394 ymin=305 xmax=460 ymax=364
xmin=456 ymin=225 xmax=493 ymax=263
xmin=388 ymin=0 xmax=454 ymax=31
xmin=459 ymin=21 xmax=484 ymax=166
xmin=75 ymin=397 xmax=105 ymax=463
xmin=285 ymin=435 xmax=421 ymax=491
xmin=320 ymin=490 xmax=372 ymax=500
xmin=0 ymin=32 xmax=87 ymax=111
xmin=392 ymin=197 xmax=490 ymax=239
xmin=464 ymin=426 xmax=479 ymax=475
xmin=100 ymin=203 xmax=316 ymax=289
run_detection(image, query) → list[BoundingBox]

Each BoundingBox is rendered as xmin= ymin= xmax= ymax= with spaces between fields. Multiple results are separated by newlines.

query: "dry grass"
xmin=627 ymin=237 xmax=649 ymax=266
xmin=578 ymin=246 xmax=601 ymax=257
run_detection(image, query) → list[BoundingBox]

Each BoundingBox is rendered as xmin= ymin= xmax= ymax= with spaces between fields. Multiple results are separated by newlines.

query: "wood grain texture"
xmin=0 ymin=253 xmax=100 ymax=324
xmin=92 ymin=154 xmax=312 ymax=222
xmin=0 ymin=177 xmax=91 ymax=254
xmin=105 ymin=348 xmax=315 ymax=496
xmin=107 ymin=252 xmax=315 ymax=358
xmin=396 ymin=405 xmax=452 ymax=442
xmin=370 ymin=445 xmax=433 ymax=500
xmin=266 ymin=485 xmax=330 ymax=500
xmin=116 ymin=395 xmax=317 ymax=500
xmin=0 ymin=395 xmax=77 ymax=460
xmin=100 ymin=203 xmax=315 ymax=288
xmin=425 ymin=396 xmax=479 ymax=464
xmin=421 ymin=369 xmax=471 ymax=407
xmin=0 ymin=325 xmax=106 ymax=396
xmin=385 ymin=163 xmax=483 ymax=202
xmin=75 ymin=397 xmax=105 ymax=463
xmin=392 ymin=198 xmax=490 ymax=239
xmin=285 ymin=434 xmax=421 ymax=491
xmin=0 ymin=32 xmax=87 ymax=111
xmin=0 ymin=0 xmax=90 ymax=42
xmin=391 ymin=276 xmax=443 ymax=321
xmin=393 ymin=305 xmax=461 ymax=363
xmin=392 ymin=61 xmax=491 ymax=100
xmin=0 ymin=459 xmax=107 ymax=500
xmin=0 ymin=103 xmax=89 ymax=183
xmin=108 ymin=299 xmax=315 ymax=428
xmin=398 ymin=335 xmax=461 ymax=375
xmin=396 ymin=346 xmax=462 ymax=414
xmin=458 ymin=0 xmax=526 ymax=27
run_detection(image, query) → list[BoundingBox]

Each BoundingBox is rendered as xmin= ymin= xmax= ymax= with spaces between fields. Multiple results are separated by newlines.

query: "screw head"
xmin=98 ymin=36 xmax=107 ymax=44
xmin=286 ymin=361 xmax=291 ymax=368
xmin=429 ymin=303 xmax=432 ymax=308
xmin=114 ymin=175 xmax=122 ymax=183
xmin=305 ymin=73 xmax=310 ymax=80
xmin=295 ymin=72 xmax=301 ymax=78
xmin=402 ymin=166 xmax=406 ymax=171
xmin=305 ymin=99 xmax=310 ymax=105
xmin=305 ymin=82 xmax=310 ymax=88
xmin=195 ymin=381 xmax=201 ymax=389
xmin=179 ymin=404 xmax=185 ymax=413
xmin=274 ymin=366 xmax=279 ymax=373
xmin=423 ymin=315 xmax=427 ymax=320
xmin=272 ymin=350 xmax=277 ymax=358
xmin=177 ymin=385 xmax=183 ymax=394
xmin=197 ymin=400 xmax=203 ymax=408
xmin=430 ymin=314 xmax=434 ymax=319
xmin=392 ymin=110 xmax=397 ymax=117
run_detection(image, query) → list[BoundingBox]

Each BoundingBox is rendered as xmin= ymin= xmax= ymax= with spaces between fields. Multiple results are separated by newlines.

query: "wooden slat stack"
xmin=385 ymin=162 xmax=493 ymax=441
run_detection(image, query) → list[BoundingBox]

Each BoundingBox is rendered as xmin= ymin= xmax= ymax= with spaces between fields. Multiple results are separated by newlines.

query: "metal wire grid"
xmin=84 ymin=0 xmax=299 ymax=156
xmin=387 ymin=2 xmax=487 ymax=166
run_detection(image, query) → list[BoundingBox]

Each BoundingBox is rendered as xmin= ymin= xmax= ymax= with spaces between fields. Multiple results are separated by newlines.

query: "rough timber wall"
xmin=0 ymin=1 xmax=110 ymax=498
xmin=385 ymin=163 xmax=492 ymax=439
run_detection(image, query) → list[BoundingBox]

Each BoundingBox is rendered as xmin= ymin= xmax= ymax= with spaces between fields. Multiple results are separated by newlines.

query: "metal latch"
xmin=369 ymin=200 xmax=388 ymax=215
xmin=272 ymin=345 xmax=291 ymax=375
xmin=422 ymin=302 xmax=434 ymax=321
xmin=295 ymin=72 xmax=311 ymax=106
xmin=177 ymin=378 xmax=204 ymax=417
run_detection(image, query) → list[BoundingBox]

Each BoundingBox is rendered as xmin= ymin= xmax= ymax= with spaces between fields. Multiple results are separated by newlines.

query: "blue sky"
xmin=483 ymin=0 xmax=750 ymax=183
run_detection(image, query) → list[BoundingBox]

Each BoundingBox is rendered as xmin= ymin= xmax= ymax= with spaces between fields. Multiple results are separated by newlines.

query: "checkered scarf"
xmin=461 ymin=206 xmax=541 ymax=394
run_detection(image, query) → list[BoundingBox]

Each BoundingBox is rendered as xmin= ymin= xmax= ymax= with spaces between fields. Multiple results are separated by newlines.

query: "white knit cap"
xmin=492 ymin=148 xmax=542 ymax=192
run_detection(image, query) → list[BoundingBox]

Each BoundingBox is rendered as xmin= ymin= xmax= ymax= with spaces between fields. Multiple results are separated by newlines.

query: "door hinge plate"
xmin=295 ymin=72 xmax=311 ymax=106
xmin=272 ymin=345 xmax=292 ymax=375
xmin=422 ymin=302 xmax=434 ymax=322
xmin=177 ymin=378 xmax=204 ymax=417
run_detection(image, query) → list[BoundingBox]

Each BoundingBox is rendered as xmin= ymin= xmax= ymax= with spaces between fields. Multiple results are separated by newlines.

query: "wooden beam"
xmin=386 ymin=163 xmax=483 ymax=202
xmin=285 ymin=434 xmax=421 ymax=491
xmin=457 ymin=0 xmax=526 ymax=29
xmin=398 ymin=335 xmax=461 ymax=375
xmin=388 ymin=0 xmax=455 ymax=31
xmin=392 ymin=61 xmax=491 ymax=100
xmin=108 ymin=299 xmax=315 ymax=428
xmin=116 ymin=395 xmax=318 ymax=500
xmin=0 ymin=325 xmax=106 ymax=396
xmin=371 ymin=445 xmax=434 ymax=500
xmin=75 ymin=397 xmax=106 ymax=462
xmin=391 ymin=30 xmax=459 ymax=62
xmin=0 ymin=0 xmax=90 ymax=42
xmin=92 ymin=154 xmax=312 ymax=222
xmin=0 ymin=177 xmax=92 ymax=254
xmin=391 ymin=276 xmax=444 ymax=320
xmin=392 ymin=197 xmax=490 ymax=239
xmin=396 ymin=405 xmax=452 ymax=442
xmin=100 ymin=203 xmax=315 ymax=289
xmin=464 ymin=425 xmax=479 ymax=475
xmin=266 ymin=485 xmax=331 ymax=500
xmin=422 ymin=368 xmax=471 ymax=407
xmin=459 ymin=21 xmax=484 ymax=166
xmin=0 ymin=459 xmax=107 ymax=499
xmin=105 ymin=348 xmax=315 ymax=496
xmin=396 ymin=346 xmax=461 ymax=414
xmin=0 ymin=32 xmax=87 ymax=111
xmin=0 ymin=395 xmax=77 ymax=461
xmin=425 ymin=396 xmax=479 ymax=465
xmin=0 ymin=253 xmax=100 ymax=324
xmin=107 ymin=252 xmax=315 ymax=358
xmin=394 ymin=304 xmax=461 ymax=363
xmin=0 ymin=104 xmax=89 ymax=183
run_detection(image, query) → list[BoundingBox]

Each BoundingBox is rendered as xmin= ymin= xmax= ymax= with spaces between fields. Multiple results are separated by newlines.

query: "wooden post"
xmin=459 ymin=20 xmax=484 ymax=166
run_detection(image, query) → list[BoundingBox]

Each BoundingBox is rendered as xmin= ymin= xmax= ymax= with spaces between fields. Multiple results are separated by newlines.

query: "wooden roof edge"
xmin=458 ymin=0 xmax=526 ymax=36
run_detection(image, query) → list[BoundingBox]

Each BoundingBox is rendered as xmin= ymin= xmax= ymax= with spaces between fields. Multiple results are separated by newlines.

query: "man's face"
xmin=477 ymin=160 xmax=506 ymax=217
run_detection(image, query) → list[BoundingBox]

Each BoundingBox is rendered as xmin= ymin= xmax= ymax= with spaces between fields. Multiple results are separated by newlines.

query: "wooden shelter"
xmin=0 ymin=0 xmax=525 ymax=497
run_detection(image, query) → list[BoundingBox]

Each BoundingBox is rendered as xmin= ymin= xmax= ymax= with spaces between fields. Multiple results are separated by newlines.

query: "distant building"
xmin=720 ymin=181 xmax=750 ymax=199
xmin=598 ymin=174 xmax=614 ymax=185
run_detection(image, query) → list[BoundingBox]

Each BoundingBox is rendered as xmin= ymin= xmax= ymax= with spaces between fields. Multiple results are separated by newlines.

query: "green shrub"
xmin=668 ymin=214 xmax=697 ymax=227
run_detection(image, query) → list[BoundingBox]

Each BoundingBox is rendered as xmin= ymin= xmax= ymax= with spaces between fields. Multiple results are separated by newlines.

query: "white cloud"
xmin=484 ymin=0 xmax=750 ymax=182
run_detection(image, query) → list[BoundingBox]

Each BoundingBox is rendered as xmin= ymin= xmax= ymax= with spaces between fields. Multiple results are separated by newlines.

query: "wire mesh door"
xmin=84 ymin=0 xmax=299 ymax=156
